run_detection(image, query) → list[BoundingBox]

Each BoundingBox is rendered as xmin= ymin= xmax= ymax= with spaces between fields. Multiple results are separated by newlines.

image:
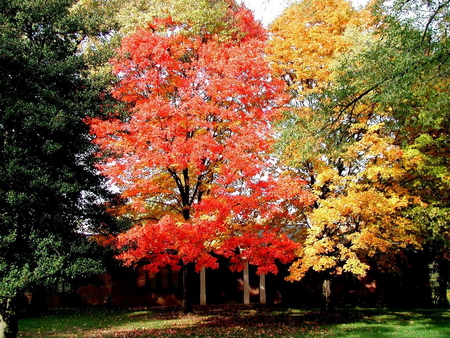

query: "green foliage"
xmin=303 ymin=0 xmax=450 ymax=278
xmin=73 ymin=0 xmax=258 ymax=39
xmin=332 ymin=0 xmax=450 ymax=135
xmin=0 ymin=0 xmax=112 ymax=300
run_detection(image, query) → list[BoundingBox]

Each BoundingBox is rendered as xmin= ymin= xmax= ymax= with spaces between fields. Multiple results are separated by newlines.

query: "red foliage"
xmin=88 ymin=17 xmax=313 ymax=275
xmin=225 ymin=0 xmax=267 ymax=41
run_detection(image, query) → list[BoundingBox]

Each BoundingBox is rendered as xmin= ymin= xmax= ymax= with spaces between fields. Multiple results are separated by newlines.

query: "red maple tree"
xmin=88 ymin=14 xmax=312 ymax=303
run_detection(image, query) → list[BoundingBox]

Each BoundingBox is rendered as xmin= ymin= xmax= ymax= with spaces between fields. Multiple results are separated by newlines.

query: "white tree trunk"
xmin=0 ymin=315 xmax=6 ymax=338
xmin=0 ymin=299 xmax=18 ymax=338
xmin=322 ymin=278 xmax=332 ymax=311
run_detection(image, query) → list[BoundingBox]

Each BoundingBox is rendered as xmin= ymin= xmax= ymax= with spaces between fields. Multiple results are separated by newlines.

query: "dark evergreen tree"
xmin=0 ymin=1 xmax=114 ymax=336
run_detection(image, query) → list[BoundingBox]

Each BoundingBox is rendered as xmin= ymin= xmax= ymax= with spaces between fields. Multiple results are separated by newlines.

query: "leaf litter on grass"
xmin=19 ymin=307 xmax=338 ymax=338
xmin=86 ymin=307 xmax=355 ymax=338
xmin=22 ymin=306 xmax=449 ymax=338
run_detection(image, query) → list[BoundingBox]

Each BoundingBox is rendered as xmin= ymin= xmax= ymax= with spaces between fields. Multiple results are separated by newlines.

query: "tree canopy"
xmin=1 ymin=0 xmax=450 ymax=331
xmin=329 ymin=0 xmax=450 ymax=304
xmin=268 ymin=0 xmax=450 ymax=306
xmin=88 ymin=16 xmax=312 ymax=278
xmin=0 ymin=1 xmax=114 ymax=334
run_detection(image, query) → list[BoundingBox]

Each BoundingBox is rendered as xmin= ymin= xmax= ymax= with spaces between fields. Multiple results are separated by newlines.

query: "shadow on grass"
xmin=18 ymin=306 xmax=450 ymax=338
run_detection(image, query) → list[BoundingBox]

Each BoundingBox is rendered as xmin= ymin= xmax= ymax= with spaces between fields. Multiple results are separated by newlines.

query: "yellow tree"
xmin=268 ymin=0 xmax=424 ymax=308
xmin=305 ymin=0 xmax=450 ymax=307
xmin=267 ymin=0 xmax=369 ymax=97
xmin=266 ymin=0 xmax=375 ymax=217
xmin=267 ymin=0 xmax=373 ymax=170
xmin=287 ymin=125 xmax=422 ymax=306
xmin=336 ymin=0 xmax=450 ymax=305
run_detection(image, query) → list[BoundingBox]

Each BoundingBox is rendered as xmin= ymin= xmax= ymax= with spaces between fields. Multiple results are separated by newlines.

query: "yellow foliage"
xmin=71 ymin=0 xmax=234 ymax=88
xmin=268 ymin=0 xmax=377 ymax=168
xmin=267 ymin=0 xmax=368 ymax=98
xmin=288 ymin=124 xmax=422 ymax=280
xmin=270 ymin=0 xmax=430 ymax=283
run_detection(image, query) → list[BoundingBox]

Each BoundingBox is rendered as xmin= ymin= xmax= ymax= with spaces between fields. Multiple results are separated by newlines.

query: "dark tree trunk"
xmin=182 ymin=263 xmax=193 ymax=313
xmin=436 ymin=258 xmax=449 ymax=307
xmin=0 ymin=298 xmax=18 ymax=338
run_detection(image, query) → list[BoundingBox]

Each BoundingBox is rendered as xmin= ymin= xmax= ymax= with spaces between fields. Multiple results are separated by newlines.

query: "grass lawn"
xmin=18 ymin=306 xmax=450 ymax=338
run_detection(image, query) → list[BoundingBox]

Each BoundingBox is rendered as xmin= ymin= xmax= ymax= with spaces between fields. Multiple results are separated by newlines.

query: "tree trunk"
xmin=182 ymin=263 xmax=193 ymax=313
xmin=0 ymin=299 xmax=18 ymax=338
xmin=436 ymin=258 xmax=449 ymax=307
xmin=322 ymin=277 xmax=333 ymax=311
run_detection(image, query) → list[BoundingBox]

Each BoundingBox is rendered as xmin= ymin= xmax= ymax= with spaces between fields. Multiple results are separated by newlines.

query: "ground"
xmin=18 ymin=306 xmax=450 ymax=338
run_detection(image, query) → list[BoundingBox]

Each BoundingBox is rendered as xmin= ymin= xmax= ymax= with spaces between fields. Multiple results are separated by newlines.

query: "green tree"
xmin=0 ymin=1 xmax=113 ymax=336
xmin=268 ymin=0 xmax=450 ymax=308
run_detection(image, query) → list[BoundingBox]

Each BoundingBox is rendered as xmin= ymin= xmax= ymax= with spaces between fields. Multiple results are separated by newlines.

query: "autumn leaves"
xmin=88 ymin=0 xmax=450 ymax=289
xmin=88 ymin=9 xmax=310 ymax=276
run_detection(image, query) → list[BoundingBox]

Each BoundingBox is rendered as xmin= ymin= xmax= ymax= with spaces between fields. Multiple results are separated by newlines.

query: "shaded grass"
xmin=18 ymin=306 xmax=450 ymax=338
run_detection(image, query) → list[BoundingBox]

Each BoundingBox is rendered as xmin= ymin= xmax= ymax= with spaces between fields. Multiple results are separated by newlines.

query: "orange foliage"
xmin=267 ymin=0 xmax=375 ymax=165
xmin=267 ymin=0 xmax=363 ymax=96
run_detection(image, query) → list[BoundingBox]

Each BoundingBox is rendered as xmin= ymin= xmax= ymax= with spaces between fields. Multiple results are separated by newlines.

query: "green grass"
xmin=18 ymin=307 xmax=450 ymax=338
